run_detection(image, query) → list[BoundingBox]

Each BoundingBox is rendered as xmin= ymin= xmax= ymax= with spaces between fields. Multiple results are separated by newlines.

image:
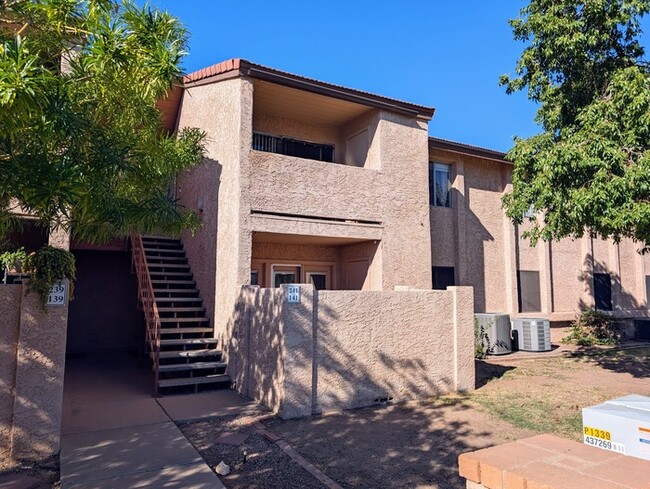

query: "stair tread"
xmin=149 ymin=271 xmax=192 ymax=276
xmin=160 ymin=327 xmax=212 ymax=334
xmin=143 ymin=248 xmax=185 ymax=254
xmin=146 ymin=256 xmax=187 ymax=261
xmin=146 ymin=263 xmax=190 ymax=269
xmin=159 ymin=361 xmax=226 ymax=372
xmin=158 ymin=349 xmax=222 ymax=359
xmin=158 ymin=374 xmax=230 ymax=388
xmin=151 ymin=280 xmax=196 ymax=285
xmin=159 ymin=338 xmax=217 ymax=346
xmin=159 ymin=317 xmax=209 ymax=323
xmin=142 ymin=235 xmax=181 ymax=241
xmin=155 ymin=297 xmax=202 ymax=302
xmin=158 ymin=307 xmax=205 ymax=312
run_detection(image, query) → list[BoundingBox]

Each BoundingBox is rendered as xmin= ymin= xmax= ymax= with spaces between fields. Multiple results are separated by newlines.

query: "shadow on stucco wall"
xmin=177 ymin=158 xmax=222 ymax=330
xmin=0 ymin=284 xmax=68 ymax=463
xmin=229 ymin=285 xmax=461 ymax=418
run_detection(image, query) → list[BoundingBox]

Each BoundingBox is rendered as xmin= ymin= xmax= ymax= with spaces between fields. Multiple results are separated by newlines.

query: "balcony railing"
xmin=253 ymin=132 xmax=334 ymax=163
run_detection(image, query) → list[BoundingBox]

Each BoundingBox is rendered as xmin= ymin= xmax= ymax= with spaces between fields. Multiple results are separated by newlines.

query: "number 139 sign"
xmin=47 ymin=281 xmax=68 ymax=307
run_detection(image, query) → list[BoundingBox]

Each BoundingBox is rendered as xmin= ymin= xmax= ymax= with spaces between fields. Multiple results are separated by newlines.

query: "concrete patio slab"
xmin=60 ymin=422 xmax=204 ymax=487
xmin=62 ymin=398 xmax=169 ymax=434
xmin=66 ymin=463 xmax=224 ymax=489
xmin=156 ymin=390 xmax=260 ymax=422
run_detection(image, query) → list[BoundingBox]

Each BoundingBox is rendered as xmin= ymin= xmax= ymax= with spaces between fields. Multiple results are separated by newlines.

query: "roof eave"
xmin=429 ymin=137 xmax=510 ymax=164
xmin=184 ymin=59 xmax=435 ymax=120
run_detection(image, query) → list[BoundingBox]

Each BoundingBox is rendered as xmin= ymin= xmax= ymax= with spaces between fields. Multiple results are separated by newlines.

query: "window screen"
xmin=432 ymin=266 xmax=455 ymax=290
xmin=594 ymin=273 xmax=612 ymax=311
xmin=517 ymin=270 xmax=541 ymax=312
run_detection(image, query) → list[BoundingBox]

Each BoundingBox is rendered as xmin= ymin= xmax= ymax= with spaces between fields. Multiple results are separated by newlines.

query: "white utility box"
xmin=582 ymin=394 xmax=650 ymax=460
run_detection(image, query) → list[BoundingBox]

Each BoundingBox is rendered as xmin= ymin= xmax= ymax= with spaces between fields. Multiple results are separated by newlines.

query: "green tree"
xmin=501 ymin=0 xmax=650 ymax=248
xmin=0 ymin=0 xmax=205 ymax=242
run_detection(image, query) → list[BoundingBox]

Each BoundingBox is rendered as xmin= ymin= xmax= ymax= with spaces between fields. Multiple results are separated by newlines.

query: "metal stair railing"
xmin=130 ymin=232 xmax=161 ymax=395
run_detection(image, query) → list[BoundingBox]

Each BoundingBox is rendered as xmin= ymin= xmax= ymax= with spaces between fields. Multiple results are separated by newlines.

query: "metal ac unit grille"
xmin=512 ymin=318 xmax=551 ymax=352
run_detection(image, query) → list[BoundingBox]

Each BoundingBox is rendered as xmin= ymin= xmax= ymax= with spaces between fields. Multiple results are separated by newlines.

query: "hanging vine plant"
xmin=26 ymin=246 xmax=76 ymax=307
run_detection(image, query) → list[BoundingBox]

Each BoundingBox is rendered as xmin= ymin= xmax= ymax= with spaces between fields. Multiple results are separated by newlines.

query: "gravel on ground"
xmin=179 ymin=415 xmax=327 ymax=489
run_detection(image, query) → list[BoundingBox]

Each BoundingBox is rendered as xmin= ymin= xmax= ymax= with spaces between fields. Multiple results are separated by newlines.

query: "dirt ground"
xmin=261 ymin=345 xmax=650 ymax=489
xmin=180 ymin=415 xmax=327 ymax=489
xmin=0 ymin=455 xmax=60 ymax=488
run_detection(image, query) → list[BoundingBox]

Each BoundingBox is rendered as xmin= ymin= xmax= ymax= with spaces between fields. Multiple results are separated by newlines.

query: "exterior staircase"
xmin=131 ymin=234 xmax=230 ymax=395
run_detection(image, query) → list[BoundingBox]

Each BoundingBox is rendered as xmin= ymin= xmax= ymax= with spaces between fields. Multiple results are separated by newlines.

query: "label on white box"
xmin=584 ymin=435 xmax=626 ymax=455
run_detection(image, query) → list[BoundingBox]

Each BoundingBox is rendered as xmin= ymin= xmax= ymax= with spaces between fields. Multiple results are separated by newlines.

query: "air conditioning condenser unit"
xmin=511 ymin=318 xmax=551 ymax=352
xmin=474 ymin=313 xmax=512 ymax=355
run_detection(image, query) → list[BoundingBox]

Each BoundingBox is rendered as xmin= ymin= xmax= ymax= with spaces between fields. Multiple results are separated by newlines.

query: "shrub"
xmin=475 ymin=319 xmax=493 ymax=359
xmin=25 ymin=245 xmax=76 ymax=307
xmin=562 ymin=310 xmax=619 ymax=346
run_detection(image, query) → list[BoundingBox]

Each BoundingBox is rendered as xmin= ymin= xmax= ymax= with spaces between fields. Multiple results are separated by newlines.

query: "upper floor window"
xmin=253 ymin=132 xmax=334 ymax=163
xmin=429 ymin=162 xmax=451 ymax=207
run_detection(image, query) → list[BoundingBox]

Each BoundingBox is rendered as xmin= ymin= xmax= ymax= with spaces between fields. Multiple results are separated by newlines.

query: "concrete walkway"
xmin=60 ymin=353 xmax=258 ymax=489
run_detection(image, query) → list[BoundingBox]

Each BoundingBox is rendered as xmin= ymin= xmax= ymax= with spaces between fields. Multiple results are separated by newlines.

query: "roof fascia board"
xmin=429 ymin=139 xmax=510 ymax=164
xmin=184 ymin=60 xmax=435 ymax=120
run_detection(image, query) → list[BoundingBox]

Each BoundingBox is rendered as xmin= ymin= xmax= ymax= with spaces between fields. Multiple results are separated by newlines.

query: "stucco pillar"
xmin=449 ymin=286 xmax=474 ymax=392
xmin=0 ymin=285 xmax=21 ymax=461
xmin=635 ymin=246 xmax=646 ymax=308
xmin=539 ymin=241 xmax=553 ymax=314
xmin=581 ymin=235 xmax=595 ymax=308
xmin=609 ymin=242 xmax=621 ymax=311
xmin=453 ymin=159 xmax=468 ymax=286
xmin=278 ymin=284 xmax=314 ymax=419
xmin=10 ymin=283 xmax=68 ymax=461
xmin=502 ymin=177 xmax=518 ymax=316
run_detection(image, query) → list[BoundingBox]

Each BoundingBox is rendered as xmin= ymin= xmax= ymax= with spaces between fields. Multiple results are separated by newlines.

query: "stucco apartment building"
xmin=2 ymin=57 xmax=649 ymax=461
xmin=170 ymin=59 xmax=650 ymax=330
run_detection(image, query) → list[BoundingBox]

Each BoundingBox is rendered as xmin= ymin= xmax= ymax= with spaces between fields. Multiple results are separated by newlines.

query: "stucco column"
xmin=502 ymin=178 xmax=518 ymax=316
xmin=581 ymin=235 xmax=595 ymax=308
xmin=10 ymin=283 xmax=68 ymax=461
xmin=453 ymin=158 xmax=468 ymax=286
xmin=609 ymin=241 xmax=621 ymax=311
xmin=539 ymin=241 xmax=553 ymax=314
xmin=449 ymin=286 xmax=474 ymax=392
xmin=279 ymin=284 xmax=314 ymax=419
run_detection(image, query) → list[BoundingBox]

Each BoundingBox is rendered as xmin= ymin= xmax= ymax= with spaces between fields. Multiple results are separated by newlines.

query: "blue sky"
xmin=148 ymin=1 xmax=649 ymax=153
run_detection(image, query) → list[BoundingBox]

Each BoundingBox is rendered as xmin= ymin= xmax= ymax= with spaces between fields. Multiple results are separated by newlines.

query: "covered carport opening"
xmin=65 ymin=238 xmax=151 ymax=397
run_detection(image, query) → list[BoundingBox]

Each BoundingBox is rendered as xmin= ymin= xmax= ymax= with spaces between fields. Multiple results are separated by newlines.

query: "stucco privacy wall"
xmin=0 ymin=285 xmax=21 ymax=460
xmin=232 ymin=284 xmax=474 ymax=418
xmin=0 ymin=283 xmax=69 ymax=462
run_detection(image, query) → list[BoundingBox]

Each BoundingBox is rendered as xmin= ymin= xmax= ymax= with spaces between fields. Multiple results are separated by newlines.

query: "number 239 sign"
xmin=47 ymin=281 xmax=68 ymax=307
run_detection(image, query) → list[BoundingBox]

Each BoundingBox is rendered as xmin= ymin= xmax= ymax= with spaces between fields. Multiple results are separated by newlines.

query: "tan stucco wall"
xmin=0 ymin=283 xmax=69 ymax=462
xmin=177 ymin=160 xmax=220 ymax=324
xmin=0 ymin=285 xmax=21 ymax=460
xmin=249 ymin=109 xmax=431 ymax=290
xmin=176 ymin=77 xmax=254 ymax=361
xmin=232 ymin=284 xmax=474 ymax=418
xmin=431 ymin=147 xmax=650 ymax=320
